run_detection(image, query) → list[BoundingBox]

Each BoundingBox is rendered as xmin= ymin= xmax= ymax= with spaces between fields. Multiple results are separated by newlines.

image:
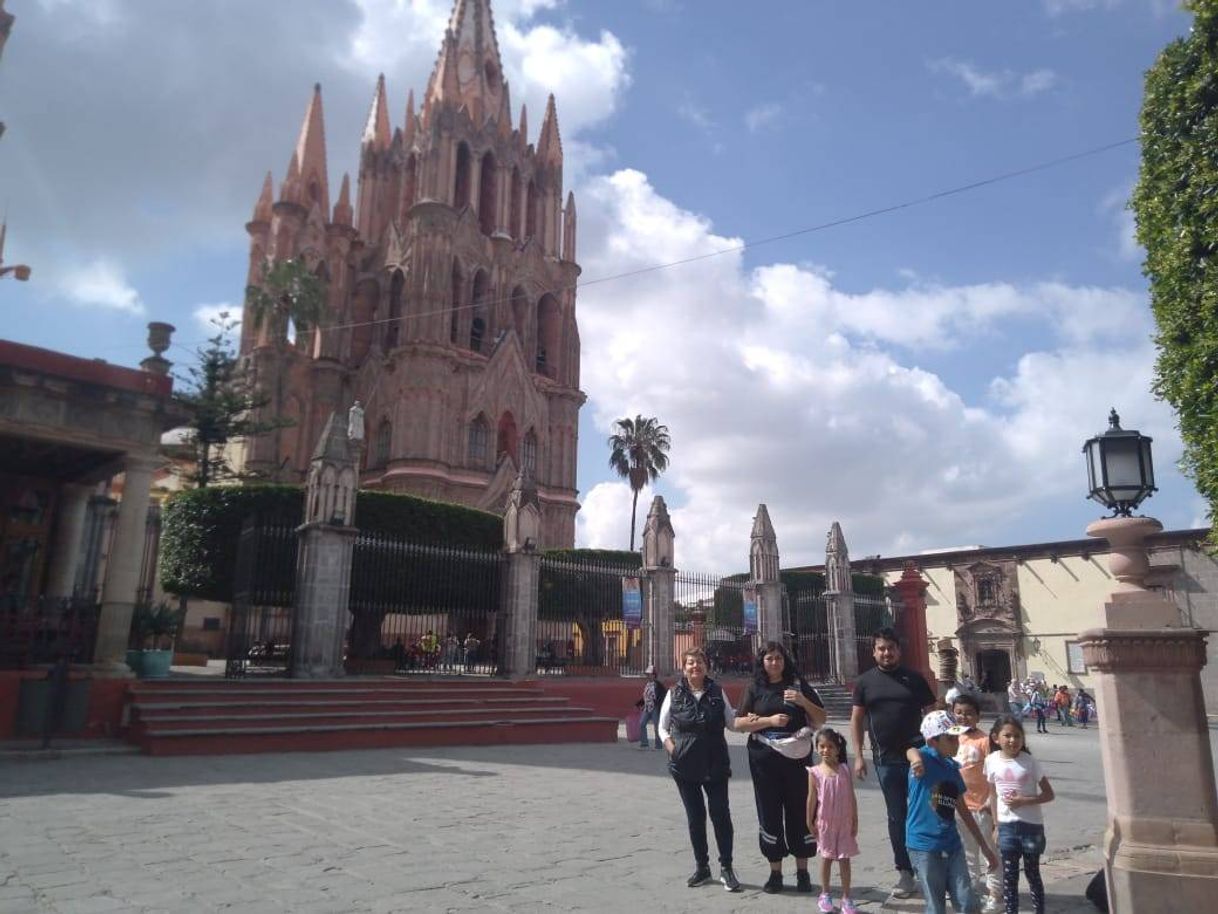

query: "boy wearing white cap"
xmin=906 ymin=710 xmax=998 ymax=914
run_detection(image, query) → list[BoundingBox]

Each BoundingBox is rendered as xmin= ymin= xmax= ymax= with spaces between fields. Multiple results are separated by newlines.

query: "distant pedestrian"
xmin=1074 ymin=691 xmax=1093 ymax=729
xmin=1054 ymin=687 xmax=1073 ymax=728
xmin=1007 ymin=680 xmax=1024 ymax=720
xmin=463 ymin=633 xmax=480 ymax=672
xmin=659 ymin=648 xmax=742 ymax=892
xmin=986 ymin=715 xmax=1055 ymax=914
xmin=1030 ymin=691 xmax=1049 ymax=735
xmin=806 ymin=727 xmax=859 ymax=914
xmin=635 ymin=664 xmax=667 ymax=750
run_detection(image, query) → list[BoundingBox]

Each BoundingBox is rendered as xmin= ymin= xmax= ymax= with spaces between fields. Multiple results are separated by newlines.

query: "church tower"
xmin=238 ymin=0 xmax=584 ymax=547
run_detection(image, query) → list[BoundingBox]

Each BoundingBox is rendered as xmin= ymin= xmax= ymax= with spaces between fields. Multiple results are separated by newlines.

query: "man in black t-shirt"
xmin=850 ymin=627 xmax=936 ymax=899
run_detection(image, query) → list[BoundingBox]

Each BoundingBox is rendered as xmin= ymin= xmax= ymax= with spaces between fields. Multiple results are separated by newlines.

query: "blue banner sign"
xmin=742 ymin=585 xmax=758 ymax=636
xmin=622 ymin=576 xmax=643 ymax=631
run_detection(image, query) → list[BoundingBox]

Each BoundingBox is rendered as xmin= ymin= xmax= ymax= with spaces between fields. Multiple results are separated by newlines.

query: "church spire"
xmin=294 ymin=83 xmax=330 ymax=214
xmin=362 ymin=74 xmax=391 ymax=151
xmin=536 ymin=94 xmax=563 ymax=165
xmin=427 ymin=0 xmax=505 ymax=119
xmin=252 ymin=171 xmax=274 ymax=222
xmin=403 ymin=89 xmax=416 ymax=146
xmin=332 ymin=173 xmax=353 ymax=227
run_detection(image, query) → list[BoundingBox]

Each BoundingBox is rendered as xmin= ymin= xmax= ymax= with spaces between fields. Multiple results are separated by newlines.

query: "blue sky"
xmin=0 ymin=0 xmax=1202 ymax=570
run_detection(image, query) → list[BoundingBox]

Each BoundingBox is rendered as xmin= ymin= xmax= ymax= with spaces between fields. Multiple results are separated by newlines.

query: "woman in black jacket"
xmin=735 ymin=641 xmax=827 ymax=893
xmin=660 ymin=647 xmax=742 ymax=892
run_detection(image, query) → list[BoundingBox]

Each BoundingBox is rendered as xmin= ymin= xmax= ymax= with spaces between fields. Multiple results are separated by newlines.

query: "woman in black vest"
xmin=660 ymin=647 xmax=742 ymax=892
xmin=735 ymin=641 xmax=827 ymax=893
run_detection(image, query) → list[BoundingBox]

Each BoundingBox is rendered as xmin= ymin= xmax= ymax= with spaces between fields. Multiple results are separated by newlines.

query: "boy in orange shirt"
xmin=952 ymin=693 xmax=1000 ymax=912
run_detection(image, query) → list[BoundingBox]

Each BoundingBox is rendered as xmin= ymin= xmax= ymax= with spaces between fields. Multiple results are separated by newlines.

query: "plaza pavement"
xmin=2 ymin=717 xmax=1213 ymax=914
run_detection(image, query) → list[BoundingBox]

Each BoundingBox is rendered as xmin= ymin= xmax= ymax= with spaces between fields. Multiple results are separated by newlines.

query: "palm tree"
xmin=608 ymin=415 xmax=671 ymax=551
xmin=244 ymin=256 xmax=327 ymax=344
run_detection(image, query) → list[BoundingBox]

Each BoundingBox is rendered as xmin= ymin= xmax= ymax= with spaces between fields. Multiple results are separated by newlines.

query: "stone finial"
xmin=825 ymin=521 xmax=852 ymax=595
xmin=140 ymin=322 xmax=174 ymax=376
xmin=305 ymin=412 xmax=357 ymax=527
xmin=749 ymin=504 xmax=779 ymax=584
xmin=642 ymin=495 xmax=675 ymax=570
xmin=503 ymin=471 xmax=540 ymax=553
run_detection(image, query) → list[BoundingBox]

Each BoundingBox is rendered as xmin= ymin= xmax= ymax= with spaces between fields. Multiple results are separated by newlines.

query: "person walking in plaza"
xmin=806 ymin=727 xmax=860 ymax=914
xmin=1054 ymin=686 xmax=1073 ymax=727
xmin=907 ymin=711 xmax=999 ymax=914
xmin=850 ymin=627 xmax=937 ymax=899
xmin=952 ymin=693 xmax=1003 ymax=912
xmin=986 ymin=715 xmax=1055 ymax=914
xmin=659 ymin=647 xmax=743 ymax=892
xmin=734 ymin=641 xmax=827 ymax=894
xmin=1006 ymin=679 xmax=1024 ymax=721
xmin=1029 ymin=689 xmax=1049 ymax=735
xmin=635 ymin=664 xmax=667 ymax=749
xmin=1073 ymin=690 xmax=1093 ymax=730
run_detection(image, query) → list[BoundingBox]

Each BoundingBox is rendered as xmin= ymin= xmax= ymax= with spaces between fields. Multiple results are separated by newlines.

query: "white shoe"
xmin=892 ymin=870 xmax=918 ymax=898
xmin=982 ymin=897 xmax=1001 ymax=913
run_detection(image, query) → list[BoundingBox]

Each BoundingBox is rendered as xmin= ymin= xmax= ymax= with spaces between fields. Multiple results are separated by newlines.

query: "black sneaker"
xmin=795 ymin=869 xmax=813 ymax=893
xmin=687 ymin=866 xmax=713 ymax=887
xmin=763 ymin=871 xmax=784 ymax=894
xmin=720 ymin=867 xmax=742 ymax=892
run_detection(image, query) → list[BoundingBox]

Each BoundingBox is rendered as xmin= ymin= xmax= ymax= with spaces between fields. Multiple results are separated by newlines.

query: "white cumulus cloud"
xmin=59 ymin=259 xmax=144 ymax=314
xmin=929 ymin=58 xmax=1058 ymax=100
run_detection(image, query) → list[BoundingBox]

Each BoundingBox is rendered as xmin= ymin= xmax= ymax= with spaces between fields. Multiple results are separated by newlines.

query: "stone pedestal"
xmin=827 ymin=590 xmax=858 ymax=683
xmin=93 ymin=454 xmax=159 ymax=673
xmin=291 ymin=523 xmax=355 ymax=678
xmin=645 ymin=568 xmax=675 ymax=675
xmin=502 ymin=550 xmax=540 ymax=679
xmin=1079 ymin=516 xmax=1218 ymax=913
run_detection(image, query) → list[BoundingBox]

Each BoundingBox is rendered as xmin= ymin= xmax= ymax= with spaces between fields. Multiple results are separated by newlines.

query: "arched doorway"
xmin=976 ymin=648 xmax=1012 ymax=694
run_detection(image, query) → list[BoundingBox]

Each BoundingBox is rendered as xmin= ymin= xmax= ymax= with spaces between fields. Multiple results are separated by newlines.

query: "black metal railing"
xmin=225 ymin=521 xmax=298 ymax=678
xmin=350 ymin=535 xmax=505 ymax=676
xmin=537 ymin=554 xmax=643 ymax=676
xmin=787 ymin=586 xmax=831 ymax=681
xmin=674 ymin=571 xmax=753 ymax=677
xmin=0 ymin=596 xmax=100 ymax=669
xmin=854 ymin=592 xmax=896 ymax=674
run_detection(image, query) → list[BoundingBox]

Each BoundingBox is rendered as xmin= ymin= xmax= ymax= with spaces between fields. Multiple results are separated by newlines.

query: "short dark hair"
xmin=951 ymin=693 xmax=981 ymax=715
xmin=873 ymin=627 xmax=901 ymax=647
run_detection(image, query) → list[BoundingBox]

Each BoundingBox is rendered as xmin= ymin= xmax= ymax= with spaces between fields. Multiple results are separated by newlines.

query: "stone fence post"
xmin=750 ymin=504 xmax=782 ymax=645
xmin=825 ymin=521 xmax=858 ymax=683
xmin=501 ymin=473 xmax=541 ymax=679
xmin=642 ymin=496 xmax=676 ymax=676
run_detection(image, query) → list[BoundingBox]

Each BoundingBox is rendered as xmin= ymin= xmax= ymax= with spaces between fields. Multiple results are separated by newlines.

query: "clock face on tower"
xmin=458 ymin=50 xmax=476 ymax=84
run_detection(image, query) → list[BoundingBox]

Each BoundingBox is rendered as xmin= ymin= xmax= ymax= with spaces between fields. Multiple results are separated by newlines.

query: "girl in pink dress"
xmin=806 ymin=727 xmax=860 ymax=914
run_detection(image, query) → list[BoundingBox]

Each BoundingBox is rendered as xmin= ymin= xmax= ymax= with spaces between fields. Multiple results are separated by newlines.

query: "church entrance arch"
xmin=976 ymin=648 xmax=1012 ymax=694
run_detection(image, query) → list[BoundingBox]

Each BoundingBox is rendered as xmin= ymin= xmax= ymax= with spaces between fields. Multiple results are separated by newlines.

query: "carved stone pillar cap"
xmin=1078 ymin=628 xmax=1208 ymax=673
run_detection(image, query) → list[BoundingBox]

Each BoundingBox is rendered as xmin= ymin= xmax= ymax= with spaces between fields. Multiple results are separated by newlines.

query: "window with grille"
xmin=522 ymin=431 xmax=537 ymax=475
xmin=469 ymin=419 xmax=489 ymax=468
xmin=375 ymin=421 xmax=391 ymax=467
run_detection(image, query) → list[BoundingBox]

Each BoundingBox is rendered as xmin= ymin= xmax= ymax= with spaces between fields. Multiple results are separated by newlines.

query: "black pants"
xmin=674 ymin=777 xmax=734 ymax=868
xmin=748 ymin=746 xmax=816 ymax=862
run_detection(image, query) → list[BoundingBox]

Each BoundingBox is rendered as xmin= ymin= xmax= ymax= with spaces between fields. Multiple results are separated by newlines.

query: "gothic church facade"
xmin=239 ymin=0 xmax=583 ymax=547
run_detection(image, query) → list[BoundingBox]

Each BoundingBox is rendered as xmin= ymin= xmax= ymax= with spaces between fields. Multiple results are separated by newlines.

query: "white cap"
xmin=920 ymin=710 xmax=968 ymax=742
xmin=644 ymin=665 xmax=657 ymax=675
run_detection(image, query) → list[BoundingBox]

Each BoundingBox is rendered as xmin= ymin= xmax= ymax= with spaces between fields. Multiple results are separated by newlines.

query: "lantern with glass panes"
xmin=1082 ymin=409 xmax=1156 ymax=517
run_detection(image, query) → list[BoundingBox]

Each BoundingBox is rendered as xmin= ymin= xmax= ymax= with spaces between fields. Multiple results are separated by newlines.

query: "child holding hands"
xmin=807 ymin=727 xmax=859 ymax=914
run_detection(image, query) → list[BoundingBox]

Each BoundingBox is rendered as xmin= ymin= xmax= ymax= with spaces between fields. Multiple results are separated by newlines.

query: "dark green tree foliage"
xmin=1132 ymin=0 xmax=1218 ymax=533
xmin=175 ymin=315 xmax=284 ymax=488
xmin=538 ymin=549 xmax=643 ymax=666
xmin=245 ymin=257 xmax=327 ymax=339
xmin=160 ymin=485 xmax=501 ymax=601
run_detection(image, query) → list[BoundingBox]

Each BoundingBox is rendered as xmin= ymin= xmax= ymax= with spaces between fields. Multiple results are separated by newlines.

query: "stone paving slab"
xmin=0 ymin=722 xmax=1189 ymax=913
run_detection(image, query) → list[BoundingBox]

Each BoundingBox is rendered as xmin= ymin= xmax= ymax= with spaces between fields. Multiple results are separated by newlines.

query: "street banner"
xmin=622 ymin=576 xmax=643 ymax=631
xmin=742 ymin=585 xmax=758 ymax=636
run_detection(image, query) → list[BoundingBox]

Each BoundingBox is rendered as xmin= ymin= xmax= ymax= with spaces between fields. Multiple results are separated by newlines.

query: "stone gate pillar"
xmin=1078 ymin=516 xmax=1218 ymax=913
xmin=501 ymin=472 xmax=541 ymax=679
xmin=642 ymin=496 xmax=675 ymax=675
xmin=750 ymin=504 xmax=782 ymax=645
xmin=892 ymin=561 xmax=933 ymax=687
xmin=291 ymin=412 xmax=359 ymax=679
xmin=825 ymin=521 xmax=858 ymax=683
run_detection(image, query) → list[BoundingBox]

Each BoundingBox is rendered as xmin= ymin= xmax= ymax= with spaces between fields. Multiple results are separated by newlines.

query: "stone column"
xmin=1078 ymin=516 xmax=1218 ymax=913
xmin=93 ymin=453 xmax=160 ymax=672
xmin=292 ymin=524 xmax=355 ymax=678
xmin=47 ymin=483 xmax=92 ymax=598
xmin=892 ymin=562 xmax=933 ymax=687
xmin=825 ymin=521 xmax=858 ymax=683
xmin=750 ymin=504 xmax=782 ymax=646
xmin=642 ymin=496 xmax=676 ymax=675
xmin=501 ymin=473 xmax=541 ymax=679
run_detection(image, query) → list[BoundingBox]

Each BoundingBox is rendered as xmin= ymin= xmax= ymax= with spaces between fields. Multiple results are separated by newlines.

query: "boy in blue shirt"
xmin=907 ymin=711 xmax=998 ymax=914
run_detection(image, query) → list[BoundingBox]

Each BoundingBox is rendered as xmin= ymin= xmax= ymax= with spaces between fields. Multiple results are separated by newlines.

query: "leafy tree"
xmin=244 ymin=256 xmax=327 ymax=343
xmin=607 ymin=415 xmax=671 ymax=551
xmin=1132 ymin=1 xmax=1218 ymax=533
xmin=174 ymin=313 xmax=285 ymax=488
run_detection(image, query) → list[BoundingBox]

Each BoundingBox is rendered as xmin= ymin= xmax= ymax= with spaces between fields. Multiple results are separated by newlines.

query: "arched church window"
xmin=450 ymin=260 xmax=463 ymax=345
xmin=386 ymin=269 xmax=404 ymax=349
xmin=522 ymin=430 xmax=537 ymax=476
xmin=469 ymin=270 xmax=490 ymax=352
xmin=511 ymin=286 xmax=528 ymax=346
xmin=977 ymin=576 xmax=997 ymax=606
xmin=496 ymin=412 xmax=518 ymax=464
xmin=478 ymin=151 xmax=497 ymax=237
xmin=509 ymin=168 xmax=521 ymax=239
xmin=402 ymin=154 xmax=417 ymax=219
xmin=525 ymin=179 xmax=537 ymax=239
xmin=468 ymin=417 xmax=489 ymax=468
xmin=470 ymin=318 xmax=485 ymax=353
xmin=536 ymin=294 xmax=560 ymax=378
xmin=454 ymin=143 xmax=472 ymax=210
xmin=375 ymin=420 xmax=391 ymax=467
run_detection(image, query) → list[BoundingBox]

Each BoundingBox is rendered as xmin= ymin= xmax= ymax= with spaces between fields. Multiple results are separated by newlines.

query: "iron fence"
xmin=674 ymin=571 xmax=754 ymax=677
xmin=350 ymin=535 xmax=505 ymax=676
xmin=786 ymin=585 xmax=831 ymax=681
xmin=854 ymin=592 xmax=896 ymax=674
xmin=225 ymin=521 xmax=297 ymax=678
xmin=537 ymin=554 xmax=643 ymax=676
xmin=0 ymin=596 xmax=99 ymax=669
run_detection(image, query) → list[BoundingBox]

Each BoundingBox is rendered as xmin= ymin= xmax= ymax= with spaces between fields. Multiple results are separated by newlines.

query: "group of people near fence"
xmin=646 ymin=629 xmax=1056 ymax=914
xmin=390 ymin=629 xmax=480 ymax=672
xmin=1005 ymin=678 xmax=1095 ymax=732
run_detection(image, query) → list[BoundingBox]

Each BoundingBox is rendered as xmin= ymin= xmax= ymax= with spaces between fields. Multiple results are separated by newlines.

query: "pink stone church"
xmin=239 ymin=0 xmax=583 ymax=547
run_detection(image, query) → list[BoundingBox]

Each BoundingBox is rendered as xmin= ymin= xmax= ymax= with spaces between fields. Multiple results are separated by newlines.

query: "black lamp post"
xmin=1081 ymin=409 xmax=1156 ymax=517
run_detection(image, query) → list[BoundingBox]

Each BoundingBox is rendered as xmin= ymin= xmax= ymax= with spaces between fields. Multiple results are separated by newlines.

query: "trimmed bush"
xmin=160 ymin=485 xmax=502 ymax=602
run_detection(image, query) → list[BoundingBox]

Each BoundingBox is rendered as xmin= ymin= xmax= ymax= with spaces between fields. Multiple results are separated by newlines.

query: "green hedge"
xmin=160 ymin=485 xmax=502 ymax=602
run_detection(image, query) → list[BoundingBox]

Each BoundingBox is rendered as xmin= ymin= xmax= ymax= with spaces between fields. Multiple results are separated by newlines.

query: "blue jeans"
xmin=875 ymin=761 xmax=912 ymax=872
xmin=909 ymin=846 xmax=979 ymax=914
xmin=638 ymin=707 xmax=661 ymax=747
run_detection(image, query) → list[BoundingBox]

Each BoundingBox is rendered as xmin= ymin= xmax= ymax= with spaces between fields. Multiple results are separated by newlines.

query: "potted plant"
xmin=131 ymin=602 xmax=185 ymax=679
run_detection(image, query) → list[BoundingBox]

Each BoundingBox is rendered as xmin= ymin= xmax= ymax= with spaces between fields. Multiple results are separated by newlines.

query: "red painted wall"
xmin=0 ymin=671 xmax=129 ymax=739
